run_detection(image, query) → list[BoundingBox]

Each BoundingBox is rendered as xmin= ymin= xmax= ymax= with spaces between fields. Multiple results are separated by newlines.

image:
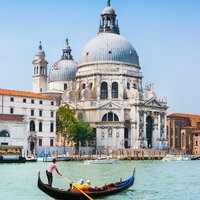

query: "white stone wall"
xmin=0 ymin=93 xmax=56 ymax=153
xmin=0 ymin=121 xmax=27 ymax=151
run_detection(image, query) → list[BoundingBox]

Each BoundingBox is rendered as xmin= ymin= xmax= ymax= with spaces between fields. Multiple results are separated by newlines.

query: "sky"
xmin=0 ymin=0 xmax=200 ymax=115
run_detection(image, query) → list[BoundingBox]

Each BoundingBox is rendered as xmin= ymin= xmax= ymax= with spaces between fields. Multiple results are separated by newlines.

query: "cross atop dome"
xmin=39 ymin=41 xmax=42 ymax=50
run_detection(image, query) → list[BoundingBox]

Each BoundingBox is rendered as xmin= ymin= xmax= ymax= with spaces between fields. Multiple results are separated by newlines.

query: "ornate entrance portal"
xmin=146 ymin=116 xmax=153 ymax=148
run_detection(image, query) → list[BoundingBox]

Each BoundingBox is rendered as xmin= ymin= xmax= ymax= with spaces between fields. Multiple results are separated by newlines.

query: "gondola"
xmin=37 ymin=168 xmax=135 ymax=200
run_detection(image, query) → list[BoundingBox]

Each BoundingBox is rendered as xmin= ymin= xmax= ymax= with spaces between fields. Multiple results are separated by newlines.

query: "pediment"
xmin=99 ymin=102 xmax=122 ymax=110
xmin=144 ymin=98 xmax=162 ymax=107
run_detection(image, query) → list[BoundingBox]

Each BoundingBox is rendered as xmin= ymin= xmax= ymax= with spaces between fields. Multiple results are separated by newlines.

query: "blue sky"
xmin=0 ymin=0 xmax=200 ymax=114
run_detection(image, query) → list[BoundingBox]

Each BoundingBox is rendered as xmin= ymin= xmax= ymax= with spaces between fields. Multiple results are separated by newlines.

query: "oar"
xmin=60 ymin=175 xmax=94 ymax=200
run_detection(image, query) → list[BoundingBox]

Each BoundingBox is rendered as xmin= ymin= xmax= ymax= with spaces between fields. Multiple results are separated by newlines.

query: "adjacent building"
xmin=167 ymin=113 xmax=200 ymax=155
xmin=0 ymin=89 xmax=56 ymax=154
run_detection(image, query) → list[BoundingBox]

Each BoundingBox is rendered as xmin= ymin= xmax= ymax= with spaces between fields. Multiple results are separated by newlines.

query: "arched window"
xmin=0 ymin=130 xmax=10 ymax=137
xmin=112 ymin=82 xmax=118 ymax=98
xmin=39 ymin=122 xmax=42 ymax=132
xmin=64 ymin=83 xmax=67 ymax=90
xmin=43 ymin=67 xmax=46 ymax=75
xmin=101 ymin=82 xmax=108 ymax=99
xmin=36 ymin=67 xmax=39 ymax=74
xmin=50 ymin=123 xmax=54 ymax=132
xmin=89 ymin=82 xmax=93 ymax=89
xmin=102 ymin=112 xmax=119 ymax=121
xmin=30 ymin=120 xmax=35 ymax=131
xmin=82 ymin=83 xmax=86 ymax=89
xmin=108 ymin=112 xmax=113 ymax=121
xmin=40 ymin=66 xmax=43 ymax=74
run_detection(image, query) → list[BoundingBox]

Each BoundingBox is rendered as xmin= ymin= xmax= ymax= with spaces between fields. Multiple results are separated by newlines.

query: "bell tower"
xmin=32 ymin=41 xmax=48 ymax=93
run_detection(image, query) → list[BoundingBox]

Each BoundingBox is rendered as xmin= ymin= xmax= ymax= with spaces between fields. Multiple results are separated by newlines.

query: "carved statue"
xmin=107 ymin=0 xmax=111 ymax=6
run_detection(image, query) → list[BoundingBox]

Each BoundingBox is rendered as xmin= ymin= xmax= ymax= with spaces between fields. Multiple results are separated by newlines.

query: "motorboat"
xmin=84 ymin=157 xmax=118 ymax=164
xmin=37 ymin=153 xmax=54 ymax=162
xmin=25 ymin=156 xmax=37 ymax=162
xmin=55 ymin=156 xmax=73 ymax=161
xmin=162 ymin=154 xmax=190 ymax=161
xmin=0 ymin=146 xmax=26 ymax=163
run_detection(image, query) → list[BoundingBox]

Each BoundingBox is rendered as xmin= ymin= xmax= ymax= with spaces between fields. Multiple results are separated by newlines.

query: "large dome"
xmin=79 ymin=33 xmax=139 ymax=67
xmin=49 ymin=59 xmax=78 ymax=82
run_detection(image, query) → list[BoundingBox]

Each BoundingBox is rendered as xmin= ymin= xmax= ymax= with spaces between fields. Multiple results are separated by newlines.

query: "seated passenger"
xmin=73 ymin=179 xmax=85 ymax=190
xmin=82 ymin=180 xmax=90 ymax=190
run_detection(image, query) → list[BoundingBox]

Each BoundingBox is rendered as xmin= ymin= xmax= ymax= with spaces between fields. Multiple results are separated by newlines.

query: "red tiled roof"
xmin=192 ymin=130 xmax=200 ymax=134
xmin=168 ymin=113 xmax=200 ymax=124
xmin=168 ymin=113 xmax=200 ymax=118
xmin=0 ymin=88 xmax=51 ymax=99
xmin=0 ymin=114 xmax=24 ymax=122
xmin=182 ymin=126 xmax=196 ymax=129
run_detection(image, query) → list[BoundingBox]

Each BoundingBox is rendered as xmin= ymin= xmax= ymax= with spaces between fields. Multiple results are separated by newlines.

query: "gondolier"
xmin=46 ymin=158 xmax=62 ymax=187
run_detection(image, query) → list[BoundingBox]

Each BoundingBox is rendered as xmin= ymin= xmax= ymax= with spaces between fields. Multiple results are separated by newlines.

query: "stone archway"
xmin=146 ymin=115 xmax=153 ymax=148
xmin=30 ymin=141 xmax=35 ymax=153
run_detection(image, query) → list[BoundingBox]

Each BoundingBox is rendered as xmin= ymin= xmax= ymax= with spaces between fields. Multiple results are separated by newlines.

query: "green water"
xmin=0 ymin=160 xmax=200 ymax=200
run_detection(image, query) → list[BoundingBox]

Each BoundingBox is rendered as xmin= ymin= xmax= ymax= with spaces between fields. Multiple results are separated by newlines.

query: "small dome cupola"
xmin=49 ymin=38 xmax=78 ymax=82
xmin=99 ymin=0 xmax=120 ymax=34
xmin=61 ymin=38 xmax=73 ymax=60
xmin=35 ymin=41 xmax=45 ymax=60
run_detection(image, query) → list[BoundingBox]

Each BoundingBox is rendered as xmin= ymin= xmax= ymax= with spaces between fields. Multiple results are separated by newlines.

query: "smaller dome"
xmin=36 ymin=49 xmax=45 ymax=56
xmin=102 ymin=6 xmax=115 ymax=15
xmin=49 ymin=38 xmax=78 ymax=82
xmin=34 ymin=41 xmax=45 ymax=60
xmin=49 ymin=59 xmax=78 ymax=82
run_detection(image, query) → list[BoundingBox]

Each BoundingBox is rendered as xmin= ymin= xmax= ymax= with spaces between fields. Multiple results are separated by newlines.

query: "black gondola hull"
xmin=37 ymin=169 xmax=135 ymax=200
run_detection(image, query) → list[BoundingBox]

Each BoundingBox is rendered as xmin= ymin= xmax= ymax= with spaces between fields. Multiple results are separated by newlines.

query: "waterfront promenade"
xmin=69 ymin=149 xmax=167 ymax=161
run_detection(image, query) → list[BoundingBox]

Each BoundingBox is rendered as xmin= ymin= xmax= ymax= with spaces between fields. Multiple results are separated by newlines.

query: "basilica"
xmin=32 ymin=1 xmax=168 ymax=151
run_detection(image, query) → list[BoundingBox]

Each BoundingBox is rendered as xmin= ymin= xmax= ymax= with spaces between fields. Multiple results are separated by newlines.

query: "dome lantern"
xmin=98 ymin=0 xmax=120 ymax=35
xmin=61 ymin=38 xmax=73 ymax=60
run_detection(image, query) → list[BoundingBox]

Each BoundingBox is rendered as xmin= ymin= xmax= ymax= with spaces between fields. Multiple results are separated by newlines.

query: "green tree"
xmin=56 ymin=106 xmax=76 ymax=148
xmin=56 ymin=106 xmax=94 ymax=152
xmin=70 ymin=120 xmax=94 ymax=151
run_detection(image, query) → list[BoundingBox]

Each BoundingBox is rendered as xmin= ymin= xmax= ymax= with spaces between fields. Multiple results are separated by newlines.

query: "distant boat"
xmin=37 ymin=153 xmax=54 ymax=162
xmin=0 ymin=146 xmax=26 ymax=163
xmin=37 ymin=169 xmax=135 ymax=200
xmin=191 ymin=156 xmax=200 ymax=160
xmin=25 ymin=156 xmax=37 ymax=162
xmin=162 ymin=154 xmax=190 ymax=161
xmin=84 ymin=157 xmax=118 ymax=164
xmin=55 ymin=156 xmax=73 ymax=161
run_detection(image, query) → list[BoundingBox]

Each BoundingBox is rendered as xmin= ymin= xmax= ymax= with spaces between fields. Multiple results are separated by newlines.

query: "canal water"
xmin=0 ymin=160 xmax=199 ymax=200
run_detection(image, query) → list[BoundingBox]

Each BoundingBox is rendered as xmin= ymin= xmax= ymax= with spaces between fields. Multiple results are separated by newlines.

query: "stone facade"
xmin=33 ymin=2 xmax=168 ymax=151
xmin=193 ymin=130 xmax=200 ymax=155
xmin=167 ymin=113 xmax=200 ymax=155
